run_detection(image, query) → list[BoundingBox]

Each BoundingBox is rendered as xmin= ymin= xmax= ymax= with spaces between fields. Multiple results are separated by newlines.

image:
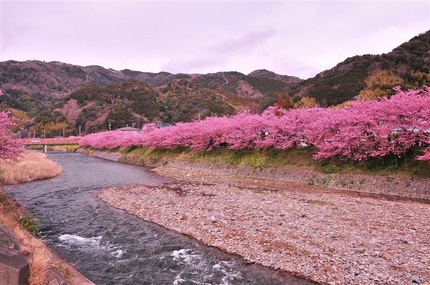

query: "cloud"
xmin=162 ymin=28 xmax=276 ymax=73
xmin=208 ymin=28 xmax=276 ymax=54
xmin=1 ymin=0 xmax=428 ymax=78
xmin=161 ymin=56 xmax=224 ymax=74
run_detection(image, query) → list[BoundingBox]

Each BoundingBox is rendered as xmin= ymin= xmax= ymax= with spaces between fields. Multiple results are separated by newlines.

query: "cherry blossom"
xmin=79 ymin=87 xmax=430 ymax=161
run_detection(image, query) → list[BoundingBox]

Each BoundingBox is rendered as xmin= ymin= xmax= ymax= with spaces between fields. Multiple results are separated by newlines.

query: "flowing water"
xmin=5 ymin=152 xmax=315 ymax=285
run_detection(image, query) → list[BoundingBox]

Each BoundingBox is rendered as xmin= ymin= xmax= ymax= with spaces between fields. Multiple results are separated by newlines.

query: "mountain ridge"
xmin=289 ymin=30 xmax=430 ymax=105
xmin=0 ymin=30 xmax=428 ymax=137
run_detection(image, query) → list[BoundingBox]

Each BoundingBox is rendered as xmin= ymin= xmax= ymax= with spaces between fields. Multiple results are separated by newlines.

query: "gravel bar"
xmin=98 ymin=164 xmax=430 ymax=285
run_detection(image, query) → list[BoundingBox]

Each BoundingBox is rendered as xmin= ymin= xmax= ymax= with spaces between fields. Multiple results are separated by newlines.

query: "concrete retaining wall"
xmin=0 ymin=226 xmax=29 ymax=285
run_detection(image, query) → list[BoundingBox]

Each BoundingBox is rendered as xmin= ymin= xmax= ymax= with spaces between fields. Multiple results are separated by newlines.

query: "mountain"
xmin=289 ymin=30 xmax=430 ymax=106
xmin=0 ymin=30 xmax=428 ymax=137
xmin=248 ymin=69 xmax=302 ymax=84
xmin=0 ymin=60 xmax=301 ymax=136
xmin=194 ymin=71 xmax=301 ymax=99
xmin=121 ymin=69 xmax=194 ymax=86
xmin=0 ymin=61 xmax=124 ymax=99
xmin=156 ymin=79 xmax=236 ymax=123
xmin=0 ymin=60 xmax=301 ymax=101
xmin=55 ymin=80 xmax=160 ymax=133
xmin=52 ymin=79 xmax=237 ymax=134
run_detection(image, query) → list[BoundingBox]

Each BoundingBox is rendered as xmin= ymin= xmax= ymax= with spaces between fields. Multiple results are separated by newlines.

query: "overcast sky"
xmin=1 ymin=0 xmax=429 ymax=79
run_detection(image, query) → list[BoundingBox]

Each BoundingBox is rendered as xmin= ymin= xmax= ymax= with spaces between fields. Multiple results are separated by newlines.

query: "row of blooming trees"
xmin=79 ymin=87 xmax=430 ymax=161
xmin=0 ymin=90 xmax=23 ymax=160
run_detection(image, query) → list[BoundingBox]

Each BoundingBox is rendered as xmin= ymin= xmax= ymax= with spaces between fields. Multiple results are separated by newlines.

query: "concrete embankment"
xmin=86 ymin=150 xmax=122 ymax=162
xmin=0 ymin=224 xmax=95 ymax=285
xmin=0 ymin=226 xmax=28 ymax=285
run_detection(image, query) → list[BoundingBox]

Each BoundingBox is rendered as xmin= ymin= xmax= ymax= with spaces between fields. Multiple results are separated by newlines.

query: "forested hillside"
xmin=0 ymin=61 xmax=300 ymax=136
xmin=289 ymin=30 xmax=430 ymax=106
xmin=0 ymin=30 xmax=428 ymax=137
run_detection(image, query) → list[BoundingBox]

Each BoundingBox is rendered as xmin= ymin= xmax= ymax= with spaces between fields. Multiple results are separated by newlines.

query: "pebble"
xmin=411 ymin=275 xmax=421 ymax=284
xmin=382 ymin=252 xmax=393 ymax=260
xmin=97 ymin=164 xmax=430 ymax=285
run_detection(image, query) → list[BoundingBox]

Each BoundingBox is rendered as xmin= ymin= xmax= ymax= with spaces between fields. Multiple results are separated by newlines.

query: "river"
xmin=5 ymin=152 xmax=315 ymax=285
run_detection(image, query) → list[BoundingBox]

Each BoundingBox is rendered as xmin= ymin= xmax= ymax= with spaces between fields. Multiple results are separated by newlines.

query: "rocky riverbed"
xmin=97 ymin=161 xmax=430 ymax=285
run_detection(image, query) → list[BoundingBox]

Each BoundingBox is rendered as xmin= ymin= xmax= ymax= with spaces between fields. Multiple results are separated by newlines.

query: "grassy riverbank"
xmin=0 ymin=151 xmax=92 ymax=285
xmin=80 ymin=146 xmax=430 ymax=202
xmin=0 ymin=188 xmax=55 ymax=285
xmin=0 ymin=152 xmax=63 ymax=284
xmin=0 ymin=151 xmax=62 ymax=184
xmin=99 ymin=146 xmax=430 ymax=179
xmin=25 ymin=144 xmax=80 ymax=153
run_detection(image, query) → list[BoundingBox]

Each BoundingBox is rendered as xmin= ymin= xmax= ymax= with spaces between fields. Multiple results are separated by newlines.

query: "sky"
xmin=0 ymin=0 xmax=429 ymax=79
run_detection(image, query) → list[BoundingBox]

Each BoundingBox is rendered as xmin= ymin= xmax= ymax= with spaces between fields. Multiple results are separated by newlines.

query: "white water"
xmin=5 ymin=152 xmax=313 ymax=285
xmin=172 ymin=248 xmax=203 ymax=265
xmin=171 ymin=249 xmax=244 ymax=285
xmin=58 ymin=233 xmax=125 ymax=259
xmin=59 ymin=234 xmax=103 ymax=248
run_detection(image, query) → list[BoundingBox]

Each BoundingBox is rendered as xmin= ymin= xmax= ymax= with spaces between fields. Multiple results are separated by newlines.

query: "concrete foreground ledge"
xmin=0 ymin=226 xmax=29 ymax=285
xmin=1 ymin=225 xmax=95 ymax=285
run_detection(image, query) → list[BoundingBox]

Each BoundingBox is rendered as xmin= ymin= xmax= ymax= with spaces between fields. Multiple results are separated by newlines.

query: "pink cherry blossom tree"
xmin=79 ymin=86 xmax=430 ymax=161
xmin=0 ymin=90 xmax=23 ymax=159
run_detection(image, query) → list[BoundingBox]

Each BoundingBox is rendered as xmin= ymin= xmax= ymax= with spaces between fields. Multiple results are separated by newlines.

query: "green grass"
xmin=339 ymin=148 xmax=430 ymax=178
xmin=194 ymin=147 xmax=317 ymax=168
xmin=111 ymin=146 xmax=430 ymax=178
xmin=19 ymin=213 xmax=40 ymax=237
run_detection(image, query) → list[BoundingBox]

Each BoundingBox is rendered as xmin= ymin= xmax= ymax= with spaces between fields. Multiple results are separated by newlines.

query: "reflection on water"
xmin=5 ymin=152 xmax=315 ymax=285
